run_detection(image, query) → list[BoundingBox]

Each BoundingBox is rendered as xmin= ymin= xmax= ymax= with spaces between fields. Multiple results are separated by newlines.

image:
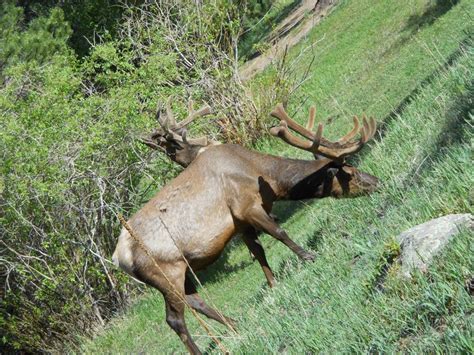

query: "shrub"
xmin=0 ymin=1 xmax=289 ymax=351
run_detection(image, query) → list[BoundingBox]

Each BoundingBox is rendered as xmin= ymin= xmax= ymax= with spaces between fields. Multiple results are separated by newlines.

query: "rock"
xmin=466 ymin=277 xmax=474 ymax=296
xmin=397 ymin=213 xmax=473 ymax=277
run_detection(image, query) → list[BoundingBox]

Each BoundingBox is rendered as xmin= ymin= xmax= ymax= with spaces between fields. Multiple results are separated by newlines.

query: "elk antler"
xmin=269 ymin=103 xmax=376 ymax=160
xmin=143 ymin=97 xmax=212 ymax=148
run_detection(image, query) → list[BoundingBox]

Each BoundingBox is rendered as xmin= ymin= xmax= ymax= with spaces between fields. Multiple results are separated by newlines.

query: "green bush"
xmin=0 ymin=1 xmax=284 ymax=351
xmin=0 ymin=2 xmax=71 ymax=68
xmin=0 ymin=5 xmax=150 ymax=349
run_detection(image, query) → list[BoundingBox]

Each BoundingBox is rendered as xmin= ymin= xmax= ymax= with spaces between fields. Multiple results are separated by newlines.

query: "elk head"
xmin=270 ymin=103 xmax=379 ymax=198
xmin=141 ymin=98 xmax=220 ymax=167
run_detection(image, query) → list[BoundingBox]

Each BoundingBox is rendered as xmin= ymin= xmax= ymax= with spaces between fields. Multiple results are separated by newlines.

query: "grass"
xmin=80 ymin=0 xmax=473 ymax=353
xmin=238 ymin=0 xmax=302 ymax=60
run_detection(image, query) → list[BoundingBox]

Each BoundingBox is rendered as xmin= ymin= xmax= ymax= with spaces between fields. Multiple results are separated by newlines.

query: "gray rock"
xmin=397 ymin=213 xmax=473 ymax=277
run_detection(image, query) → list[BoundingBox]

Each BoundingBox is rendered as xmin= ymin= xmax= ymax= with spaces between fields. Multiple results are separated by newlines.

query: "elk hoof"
xmin=301 ymin=251 xmax=316 ymax=262
xmin=225 ymin=317 xmax=238 ymax=331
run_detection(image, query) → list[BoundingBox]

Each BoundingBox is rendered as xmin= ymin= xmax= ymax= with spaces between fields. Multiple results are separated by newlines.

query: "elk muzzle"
xmin=353 ymin=170 xmax=380 ymax=194
xmin=330 ymin=166 xmax=380 ymax=198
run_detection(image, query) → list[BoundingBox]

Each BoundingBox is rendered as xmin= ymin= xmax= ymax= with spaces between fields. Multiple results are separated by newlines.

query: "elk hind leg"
xmin=138 ymin=263 xmax=201 ymax=355
xmin=185 ymin=273 xmax=236 ymax=330
xmin=164 ymin=295 xmax=201 ymax=355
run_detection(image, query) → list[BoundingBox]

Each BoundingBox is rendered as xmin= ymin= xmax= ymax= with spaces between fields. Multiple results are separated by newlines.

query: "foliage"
xmin=0 ymin=2 xmax=71 ymax=68
xmin=0 ymin=0 xmax=284 ymax=351
xmin=0 ymin=3 xmax=148 ymax=351
xmin=12 ymin=0 xmax=125 ymax=57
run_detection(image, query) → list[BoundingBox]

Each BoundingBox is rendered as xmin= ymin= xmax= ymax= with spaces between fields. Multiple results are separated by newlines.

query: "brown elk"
xmin=113 ymin=102 xmax=378 ymax=354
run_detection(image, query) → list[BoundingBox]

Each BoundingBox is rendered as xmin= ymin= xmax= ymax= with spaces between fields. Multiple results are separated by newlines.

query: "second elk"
xmin=113 ymin=102 xmax=379 ymax=354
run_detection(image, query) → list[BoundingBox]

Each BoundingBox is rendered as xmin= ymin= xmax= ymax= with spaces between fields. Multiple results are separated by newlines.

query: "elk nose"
xmin=358 ymin=171 xmax=380 ymax=192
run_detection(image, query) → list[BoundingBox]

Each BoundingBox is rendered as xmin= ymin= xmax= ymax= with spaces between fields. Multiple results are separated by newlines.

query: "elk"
xmin=113 ymin=101 xmax=378 ymax=354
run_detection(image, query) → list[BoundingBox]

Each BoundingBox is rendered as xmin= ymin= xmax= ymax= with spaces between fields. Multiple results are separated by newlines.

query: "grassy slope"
xmin=81 ymin=0 xmax=473 ymax=353
xmin=238 ymin=0 xmax=300 ymax=59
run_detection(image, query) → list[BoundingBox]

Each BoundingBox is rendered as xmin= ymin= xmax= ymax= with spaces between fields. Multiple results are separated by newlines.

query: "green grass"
xmin=238 ymin=0 xmax=302 ymax=60
xmin=80 ymin=0 xmax=473 ymax=353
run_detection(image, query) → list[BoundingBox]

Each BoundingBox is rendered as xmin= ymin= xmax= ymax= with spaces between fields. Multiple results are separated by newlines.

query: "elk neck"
xmin=259 ymin=154 xmax=335 ymax=200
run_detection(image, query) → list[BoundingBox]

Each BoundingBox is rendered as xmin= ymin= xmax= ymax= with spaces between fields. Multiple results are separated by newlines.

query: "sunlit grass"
xmin=81 ymin=0 xmax=473 ymax=353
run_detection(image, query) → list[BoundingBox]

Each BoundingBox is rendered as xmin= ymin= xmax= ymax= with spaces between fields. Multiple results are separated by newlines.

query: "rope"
xmin=118 ymin=214 xmax=229 ymax=354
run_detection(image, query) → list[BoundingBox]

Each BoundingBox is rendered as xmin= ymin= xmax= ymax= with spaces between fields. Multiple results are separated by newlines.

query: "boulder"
xmin=397 ymin=213 xmax=473 ymax=277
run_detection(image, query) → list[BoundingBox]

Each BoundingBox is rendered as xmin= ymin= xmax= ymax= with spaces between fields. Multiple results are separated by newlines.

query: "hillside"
xmin=82 ymin=0 xmax=473 ymax=353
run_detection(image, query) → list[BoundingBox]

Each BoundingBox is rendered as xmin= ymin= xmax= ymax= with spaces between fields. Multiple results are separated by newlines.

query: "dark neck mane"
xmin=255 ymin=153 xmax=334 ymax=199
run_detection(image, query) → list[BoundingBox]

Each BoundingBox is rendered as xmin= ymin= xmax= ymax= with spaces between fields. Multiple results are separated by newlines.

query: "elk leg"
xmin=245 ymin=205 xmax=315 ymax=262
xmin=164 ymin=296 xmax=201 ymax=355
xmin=242 ymin=229 xmax=276 ymax=288
xmin=184 ymin=273 xmax=237 ymax=330
xmin=137 ymin=262 xmax=201 ymax=355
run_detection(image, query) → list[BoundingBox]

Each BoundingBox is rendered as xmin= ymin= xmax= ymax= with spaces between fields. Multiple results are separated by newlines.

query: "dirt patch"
xmin=239 ymin=0 xmax=338 ymax=81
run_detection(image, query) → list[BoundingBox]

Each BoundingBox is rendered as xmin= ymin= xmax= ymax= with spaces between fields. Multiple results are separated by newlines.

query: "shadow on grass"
xmin=367 ymin=67 xmax=472 ymax=294
xmin=272 ymin=200 xmax=306 ymax=223
xmin=377 ymin=35 xmax=471 ymax=141
xmin=362 ymin=36 xmax=472 ymax=225
xmin=406 ymin=75 xmax=472 ymax=184
xmin=383 ymin=0 xmax=461 ymax=58
xmin=404 ymin=0 xmax=460 ymax=33
xmin=197 ymin=238 xmax=253 ymax=286
xmin=240 ymin=0 xmax=303 ymax=60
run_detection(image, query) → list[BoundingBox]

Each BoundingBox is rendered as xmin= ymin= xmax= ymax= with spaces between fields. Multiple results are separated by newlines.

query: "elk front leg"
xmin=242 ymin=228 xmax=276 ymax=288
xmin=244 ymin=205 xmax=315 ymax=262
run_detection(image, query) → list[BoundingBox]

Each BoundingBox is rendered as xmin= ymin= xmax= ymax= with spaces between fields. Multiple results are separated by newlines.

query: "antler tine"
xmin=311 ymin=123 xmax=323 ymax=150
xmin=181 ymin=129 xmax=188 ymax=144
xmin=321 ymin=114 xmax=376 ymax=158
xmin=369 ymin=116 xmax=377 ymax=140
xmin=187 ymin=136 xmax=209 ymax=146
xmin=307 ymin=106 xmax=316 ymax=131
xmin=358 ymin=115 xmax=376 ymax=143
xmin=176 ymin=99 xmax=212 ymax=130
xmin=165 ymin=97 xmax=177 ymax=129
xmin=143 ymin=98 xmax=214 ymax=154
xmin=140 ymin=135 xmax=166 ymax=152
xmin=155 ymin=101 xmax=166 ymax=128
xmin=181 ymin=128 xmax=208 ymax=145
xmin=270 ymin=103 xmax=315 ymax=140
xmin=337 ymin=116 xmax=360 ymax=144
xmin=270 ymin=103 xmax=377 ymax=160
xmin=270 ymin=120 xmax=323 ymax=154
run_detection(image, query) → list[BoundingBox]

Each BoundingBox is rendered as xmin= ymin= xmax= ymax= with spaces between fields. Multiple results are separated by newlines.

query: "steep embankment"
xmin=239 ymin=0 xmax=338 ymax=80
xmin=82 ymin=0 xmax=473 ymax=353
